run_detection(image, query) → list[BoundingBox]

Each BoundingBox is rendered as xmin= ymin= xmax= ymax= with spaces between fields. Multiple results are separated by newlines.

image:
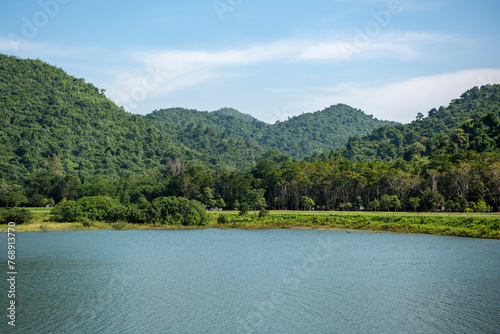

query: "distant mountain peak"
xmin=212 ymin=107 xmax=257 ymax=123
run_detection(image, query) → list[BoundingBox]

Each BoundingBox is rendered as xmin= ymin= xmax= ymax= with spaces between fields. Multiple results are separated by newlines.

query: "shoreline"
xmin=2 ymin=214 xmax=499 ymax=239
xmin=1 ymin=210 xmax=499 ymax=238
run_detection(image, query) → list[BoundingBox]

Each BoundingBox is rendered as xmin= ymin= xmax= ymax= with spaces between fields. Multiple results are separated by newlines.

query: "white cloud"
xmin=0 ymin=35 xmax=36 ymax=53
xmin=106 ymin=41 xmax=302 ymax=109
xmin=300 ymin=69 xmax=500 ymax=123
xmin=107 ymin=31 xmax=451 ymax=111
xmin=0 ymin=36 xmax=74 ymax=57
xmin=1 ymin=32 xmax=482 ymax=121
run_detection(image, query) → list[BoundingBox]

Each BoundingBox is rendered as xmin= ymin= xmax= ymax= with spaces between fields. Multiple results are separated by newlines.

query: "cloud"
xmin=1 ymin=32 xmax=478 ymax=120
xmin=0 ymin=35 xmax=37 ymax=53
xmin=0 ymin=35 xmax=93 ymax=58
xmin=107 ymin=31 xmax=451 ymax=111
xmin=297 ymin=32 xmax=453 ymax=62
xmin=106 ymin=41 xmax=303 ymax=109
xmin=300 ymin=69 xmax=500 ymax=123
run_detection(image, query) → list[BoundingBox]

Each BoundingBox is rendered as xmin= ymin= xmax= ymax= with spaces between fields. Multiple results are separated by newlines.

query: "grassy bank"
xmin=208 ymin=211 xmax=500 ymax=239
xmin=1 ymin=209 xmax=499 ymax=239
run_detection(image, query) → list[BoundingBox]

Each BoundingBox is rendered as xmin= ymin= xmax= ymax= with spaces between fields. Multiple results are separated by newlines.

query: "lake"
xmin=1 ymin=229 xmax=499 ymax=333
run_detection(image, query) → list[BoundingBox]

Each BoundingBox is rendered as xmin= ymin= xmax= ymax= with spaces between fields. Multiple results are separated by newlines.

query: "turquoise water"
xmin=1 ymin=229 xmax=499 ymax=333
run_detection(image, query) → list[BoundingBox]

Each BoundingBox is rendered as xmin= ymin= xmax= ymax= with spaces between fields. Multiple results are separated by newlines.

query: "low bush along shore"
xmin=1 ymin=208 xmax=499 ymax=239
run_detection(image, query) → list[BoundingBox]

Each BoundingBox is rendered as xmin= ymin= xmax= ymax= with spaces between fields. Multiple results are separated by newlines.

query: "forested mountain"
xmin=0 ymin=54 xmax=219 ymax=183
xmin=309 ymin=85 xmax=500 ymax=162
xmin=262 ymin=104 xmax=398 ymax=156
xmin=213 ymin=107 xmax=258 ymax=123
xmin=0 ymin=54 xmax=396 ymax=184
xmin=1 ymin=54 xmax=500 ymax=215
xmin=147 ymin=107 xmax=268 ymax=141
xmin=148 ymin=104 xmax=397 ymax=159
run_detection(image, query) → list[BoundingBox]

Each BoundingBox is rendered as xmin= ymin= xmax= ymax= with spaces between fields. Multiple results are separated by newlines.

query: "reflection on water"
xmin=1 ymin=229 xmax=499 ymax=333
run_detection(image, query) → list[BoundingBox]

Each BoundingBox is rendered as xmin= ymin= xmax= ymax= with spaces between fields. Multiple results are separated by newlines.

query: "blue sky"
xmin=1 ymin=0 xmax=499 ymax=123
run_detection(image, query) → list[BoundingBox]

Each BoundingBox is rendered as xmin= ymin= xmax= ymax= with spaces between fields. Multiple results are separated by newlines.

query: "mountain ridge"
xmin=306 ymin=84 xmax=500 ymax=162
xmin=2 ymin=53 xmax=498 ymax=186
xmin=147 ymin=103 xmax=398 ymax=159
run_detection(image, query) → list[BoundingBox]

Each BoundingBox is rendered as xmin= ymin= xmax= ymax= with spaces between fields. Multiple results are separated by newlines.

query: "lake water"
xmin=1 ymin=229 xmax=499 ymax=333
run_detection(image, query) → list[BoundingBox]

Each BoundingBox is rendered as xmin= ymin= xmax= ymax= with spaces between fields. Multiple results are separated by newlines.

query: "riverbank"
xmin=1 ymin=209 xmax=499 ymax=239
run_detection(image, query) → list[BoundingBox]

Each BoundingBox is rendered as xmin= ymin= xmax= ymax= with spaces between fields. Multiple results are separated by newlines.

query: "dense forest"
xmin=308 ymin=84 xmax=500 ymax=162
xmin=1 ymin=54 xmax=500 ymax=225
xmin=0 ymin=54 xmax=221 ymax=184
xmin=148 ymin=104 xmax=397 ymax=159
xmin=0 ymin=54 xmax=395 ymax=181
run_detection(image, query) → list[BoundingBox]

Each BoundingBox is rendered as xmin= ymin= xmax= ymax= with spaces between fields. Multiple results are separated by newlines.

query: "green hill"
xmin=262 ymin=104 xmax=398 ymax=156
xmin=308 ymin=84 xmax=500 ymax=162
xmin=1 ymin=54 xmax=393 ymax=183
xmin=212 ymin=107 xmax=258 ymax=123
xmin=4 ymin=53 xmax=495 ymax=190
xmin=148 ymin=104 xmax=397 ymax=159
xmin=146 ymin=107 xmax=268 ymax=141
xmin=2 ymin=55 xmax=499 ymax=215
xmin=0 ymin=54 xmax=217 ymax=183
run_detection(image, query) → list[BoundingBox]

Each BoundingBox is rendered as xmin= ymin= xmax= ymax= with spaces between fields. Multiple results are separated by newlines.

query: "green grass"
xmin=211 ymin=210 xmax=500 ymax=219
xmin=208 ymin=210 xmax=500 ymax=239
xmin=1 ymin=208 xmax=499 ymax=239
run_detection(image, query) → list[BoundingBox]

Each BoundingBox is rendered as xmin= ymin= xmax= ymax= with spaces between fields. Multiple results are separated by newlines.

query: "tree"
xmin=380 ymin=195 xmax=392 ymax=212
xmin=488 ymin=162 xmax=500 ymax=211
xmin=242 ymin=189 xmax=267 ymax=219
xmin=473 ymin=200 xmax=490 ymax=213
xmin=368 ymin=200 xmax=380 ymax=211
xmin=57 ymin=174 xmax=82 ymax=202
xmin=4 ymin=191 xmax=28 ymax=208
xmin=421 ymin=190 xmax=445 ymax=212
xmin=47 ymin=154 xmax=64 ymax=176
xmin=199 ymin=187 xmax=214 ymax=208
xmin=216 ymin=197 xmax=226 ymax=209
xmin=445 ymin=200 xmax=455 ymax=212
xmin=390 ymin=196 xmax=401 ymax=212
xmin=386 ymin=170 xmax=418 ymax=210
xmin=300 ymin=196 xmax=315 ymax=211
xmin=239 ymin=202 xmax=250 ymax=217
xmin=426 ymin=169 xmax=440 ymax=192
xmin=408 ymin=197 xmax=421 ymax=212
xmin=447 ymin=163 xmax=472 ymax=199
xmin=380 ymin=195 xmax=400 ymax=212
xmin=150 ymin=196 xmax=208 ymax=226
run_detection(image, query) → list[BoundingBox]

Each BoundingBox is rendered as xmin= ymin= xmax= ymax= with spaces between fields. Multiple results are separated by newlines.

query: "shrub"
xmin=51 ymin=196 xmax=125 ymax=223
xmin=239 ymin=202 xmax=250 ymax=216
xmin=258 ymin=208 xmax=269 ymax=219
xmin=217 ymin=215 xmax=230 ymax=224
xmin=124 ymin=205 xmax=150 ymax=224
xmin=112 ymin=221 xmax=128 ymax=230
xmin=150 ymin=196 xmax=208 ymax=226
xmin=0 ymin=208 xmax=35 ymax=224
xmin=75 ymin=196 xmax=121 ymax=221
xmin=50 ymin=200 xmax=81 ymax=222
xmin=80 ymin=217 xmax=94 ymax=228
xmin=39 ymin=223 xmax=50 ymax=232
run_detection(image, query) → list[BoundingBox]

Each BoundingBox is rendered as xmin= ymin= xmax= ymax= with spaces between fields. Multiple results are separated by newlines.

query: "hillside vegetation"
xmin=1 ymin=55 xmax=500 ymax=233
xmin=0 ymin=54 xmax=217 ymax=183
xmin=309 ymin=85 xmax=500 ymax=162
xmin=148 ymin=104 xmax=397 ymax=159
xmin=0 ymin=54 xmax=397 ymax=182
